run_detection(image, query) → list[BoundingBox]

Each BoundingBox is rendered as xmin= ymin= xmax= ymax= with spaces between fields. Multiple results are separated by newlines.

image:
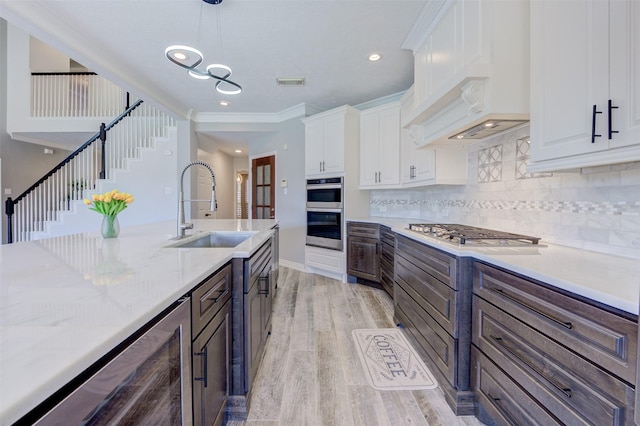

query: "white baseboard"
xmin=279 ymin=259 xmax=306 ymax=272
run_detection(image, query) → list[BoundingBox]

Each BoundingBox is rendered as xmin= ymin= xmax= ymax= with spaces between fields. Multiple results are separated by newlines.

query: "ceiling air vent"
xmin=276 ymin=77 xmax=305 ymax=86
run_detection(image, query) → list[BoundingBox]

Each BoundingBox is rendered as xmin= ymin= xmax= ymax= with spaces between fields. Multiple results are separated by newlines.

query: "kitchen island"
xmin=0 ymin=219 xmax=277 ymax=425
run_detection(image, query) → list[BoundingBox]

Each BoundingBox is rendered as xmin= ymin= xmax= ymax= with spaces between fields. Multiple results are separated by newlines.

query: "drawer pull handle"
xmin=487 ymin=393 xmax=519 ymax=425
xmin=490 ymin=335 xmax=572 ymax=399
xmin=591 ymin=104 xmax=602 ymax=143
xmin=207 ymin=287 xmax=228 ymax=303
xmin=608 ymin=99 xmax=619 ymax=140
xmin=491 ymin=288 xmax=573 ymax=330
xmin=194 ymin=347 xmax=208 ymax=388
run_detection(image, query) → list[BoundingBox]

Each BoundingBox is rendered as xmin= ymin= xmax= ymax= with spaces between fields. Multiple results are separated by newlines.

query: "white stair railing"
xmin=31 ymin=72 xmax=126 ymax=118
xmin=6 ymin=101 xmax=176 ymax=243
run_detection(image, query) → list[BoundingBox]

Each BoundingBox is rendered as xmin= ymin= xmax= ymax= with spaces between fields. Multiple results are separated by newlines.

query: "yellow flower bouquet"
xmin=84 ymin=190 xmax=134 ymax=238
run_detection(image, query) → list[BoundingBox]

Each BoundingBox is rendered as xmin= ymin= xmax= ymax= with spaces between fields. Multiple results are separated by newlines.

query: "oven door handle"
xmin=306 ymin=184 xmax=343 ymax=190
xmin=306 ymin=207 xmax=343 ymax=213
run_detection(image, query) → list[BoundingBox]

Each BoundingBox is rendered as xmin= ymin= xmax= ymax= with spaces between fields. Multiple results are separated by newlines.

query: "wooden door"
xmin=251 ymin=155 xmax=275 ymax=219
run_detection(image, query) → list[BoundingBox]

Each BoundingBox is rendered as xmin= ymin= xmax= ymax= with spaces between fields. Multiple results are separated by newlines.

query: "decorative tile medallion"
xmin=516 ymin=137 xmax=553 ymax=179
xmin=478 ymin=145 xmax=502 ymax=183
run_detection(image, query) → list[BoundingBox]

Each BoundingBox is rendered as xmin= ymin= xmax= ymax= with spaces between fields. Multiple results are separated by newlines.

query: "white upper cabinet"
xmin=529 ymin=0 xmax=640 ymax=171
xmin=304 ymin=106 xmax=359 ymax=178
xmin=401 ymin=126 xmax=435 ymax=184
xmin=359 ymin=103 xmax=401 ymax=188
xmin=402 ymin=0 xmax=529 ymax=146
xmin=400 ymin=125 xmax=467 ymax=187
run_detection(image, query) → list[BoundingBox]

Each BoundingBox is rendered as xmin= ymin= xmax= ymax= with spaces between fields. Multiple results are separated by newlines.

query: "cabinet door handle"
xmin=487 ymin=393 xmax=519 ymax=425
xmin=258 ymin=275 xmax=269 ymax=297
xmin=608 ymin=99 xmax=619 ymax=140
xmin=491 ymin=287 xmax=573 ymax=329
xmin=207 ymin=287 xmax=228 ymax=303
xmin=194 ymin=347 xmax=208 ymax=388
xmin=490 ymin=335 xmax=572 ymax=398
xmin=591 ymin=104 xmax=602 ymax=143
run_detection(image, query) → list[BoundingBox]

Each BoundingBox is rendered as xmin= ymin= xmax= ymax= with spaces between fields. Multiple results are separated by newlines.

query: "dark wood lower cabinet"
xmin=471 ymin=346 xmax=562 ymax=425
xmin=347 ymin=222 xmax=381 ymax=282
xmin=393 ymin=234 xmax=474 ymax=415
xmin=472 ymin=260 xmax=638 ymax=425
xmin=193 ymin=300 xmax=231 ymax=426
xmin=379 ymin=225 xmax=395 ymax=297
xmin=230 ymin=236 xmax=275 ymax=420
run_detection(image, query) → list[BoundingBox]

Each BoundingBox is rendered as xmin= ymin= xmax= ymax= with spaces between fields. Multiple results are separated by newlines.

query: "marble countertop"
xmin=0 ymin=219 xmax=277 ymax=425
xmin=349 ymin=217 xmax=640 ymax=316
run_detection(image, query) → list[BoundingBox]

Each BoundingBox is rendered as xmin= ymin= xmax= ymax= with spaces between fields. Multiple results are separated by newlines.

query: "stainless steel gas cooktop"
xmin=407 ymin=223 xmax=541 ymax=246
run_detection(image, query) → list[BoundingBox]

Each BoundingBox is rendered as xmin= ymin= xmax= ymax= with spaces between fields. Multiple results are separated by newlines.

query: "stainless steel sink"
xmin=168 ymin=231 xmax=256 ymax=248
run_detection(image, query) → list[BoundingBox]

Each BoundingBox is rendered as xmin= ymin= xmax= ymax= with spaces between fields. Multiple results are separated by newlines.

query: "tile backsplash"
xmin=370 ymin=126 xmax=640 ymax=258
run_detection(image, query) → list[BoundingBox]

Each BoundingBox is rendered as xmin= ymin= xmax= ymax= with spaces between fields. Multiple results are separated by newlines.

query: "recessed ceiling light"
xmin=484 ymin=122 xmax=495 ymax=127
xmin=368 ymin=53 xmax=382 ymax=62
xmin=234 ymin=149 xmax=242 ymax=153
xmin=219 ymin=100 xmax=230 ymax=106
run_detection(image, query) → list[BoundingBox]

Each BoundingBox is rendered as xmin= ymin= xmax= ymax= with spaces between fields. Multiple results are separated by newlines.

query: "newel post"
xmin=99 ymin=122 xmax=107 ymax=179
xmin=5 ymin=197 xmax=14 ymax=244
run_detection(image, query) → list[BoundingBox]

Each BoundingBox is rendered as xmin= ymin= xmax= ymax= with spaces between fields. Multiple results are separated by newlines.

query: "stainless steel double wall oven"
xmin=306 ymin=177 xmax=343 ymax=251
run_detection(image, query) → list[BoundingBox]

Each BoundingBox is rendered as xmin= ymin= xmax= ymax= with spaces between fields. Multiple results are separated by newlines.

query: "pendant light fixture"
xmin=164 ymin=0 xmax=242 ymax=95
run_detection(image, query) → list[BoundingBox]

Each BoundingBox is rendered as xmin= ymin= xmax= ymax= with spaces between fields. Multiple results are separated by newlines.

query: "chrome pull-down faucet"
xmin=177 ymin=161 xmax=217 ymax=239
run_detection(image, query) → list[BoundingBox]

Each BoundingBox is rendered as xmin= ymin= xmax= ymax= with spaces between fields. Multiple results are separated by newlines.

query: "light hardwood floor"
xmin=228 ymin=267 xmax=484 ymax=426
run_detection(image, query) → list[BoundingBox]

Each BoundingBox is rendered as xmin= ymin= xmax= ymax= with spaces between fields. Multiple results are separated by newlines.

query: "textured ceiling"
xmin=1 ymin=0 xmax=426 ymax=154
xmin=1 ymin=0 xmax=425 ymax=117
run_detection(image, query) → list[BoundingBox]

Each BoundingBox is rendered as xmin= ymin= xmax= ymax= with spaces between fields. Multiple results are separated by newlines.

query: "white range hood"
xmin=401 ymin=0 xmax=530 ymax=146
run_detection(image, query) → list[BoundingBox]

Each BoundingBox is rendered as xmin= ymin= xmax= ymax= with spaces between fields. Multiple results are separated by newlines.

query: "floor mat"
xmin=352 ymin=328 xmax=438 ymax=391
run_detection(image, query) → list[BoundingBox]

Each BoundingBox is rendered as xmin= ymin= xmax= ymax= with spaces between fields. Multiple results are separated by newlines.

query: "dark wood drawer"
xmin=380 ymin=255 xmax=393 ymax=277
xmin=473 ymin=296 xmax=635 ymax=425
xmin=471 ymin=346 xmax=561 ymax=426
xmin=347 ymin=222 xmax=380 ymax=239
xmin=473 ymin=261 xmax=637 ymax=384
xmin=245 ymin=240 xmax=272 ymax=292
xmin=396 ymin=234 xmax=457 ymax=289
xmin=381 ymin=240 xmax=394 ymax=263
xmin=192 ymin=263 xmax=232 ymax=339
xmin=395 ymin=282 xmax=457 ymax=386
xmin=380 ymin=256 xmax=394 ymax=297
xmin=380 ymin=226 xmax=395 ymax=245
xmin=396 ymin=254 xmax=458 ymax=337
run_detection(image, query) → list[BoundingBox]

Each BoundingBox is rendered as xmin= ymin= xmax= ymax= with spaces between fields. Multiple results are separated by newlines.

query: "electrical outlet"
xmin=165 ymin=187 xmax=172 ymax=195
xmin=379 ymin=206 xmax=387 ymax=212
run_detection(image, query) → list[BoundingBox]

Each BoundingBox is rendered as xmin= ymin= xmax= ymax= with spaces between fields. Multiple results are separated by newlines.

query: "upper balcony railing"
xmin=31 ymin=72 xmax=127 ymax=118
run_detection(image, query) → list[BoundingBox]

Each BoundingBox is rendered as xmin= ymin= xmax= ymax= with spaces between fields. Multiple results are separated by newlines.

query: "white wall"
xmin=0 ymin=18 xmax=5 ymax=243
xmin=370 ymin=125 xmax=640 ymax=259
xmin=197 ymin=145 xmax=236 ymax=220
xmin=29 ymin=36 xmax=69 ymax=72
xmin=249 ymin=116 xmax=306 ymax=268
xmin=6 ymin=24 xmax=109 ymax=137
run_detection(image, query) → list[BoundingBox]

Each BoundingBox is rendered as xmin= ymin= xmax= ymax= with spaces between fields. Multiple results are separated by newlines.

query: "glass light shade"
xmin=165 ymin=45 xmax=203 ymax=69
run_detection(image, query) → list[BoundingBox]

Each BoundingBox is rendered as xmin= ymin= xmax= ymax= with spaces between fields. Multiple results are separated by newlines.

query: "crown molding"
xmin=194 ymin=102 xmax=324 ymax=124
xmin=401 ymin=0 xmax=451 ymax=52
xmin=354 ymin=91 xmax=406 ymax=111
